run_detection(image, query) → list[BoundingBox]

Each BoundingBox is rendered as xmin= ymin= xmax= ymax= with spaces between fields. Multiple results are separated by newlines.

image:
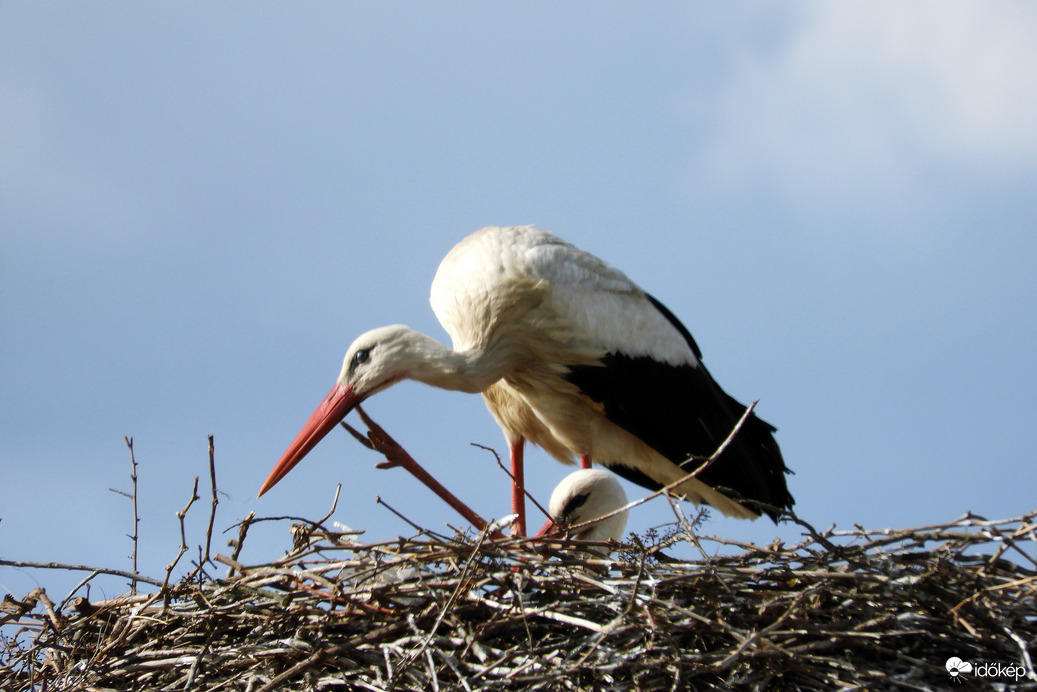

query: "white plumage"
xmin=430 ymin=226 xmax=697 ymax=366
xmin=260 ymin=226 xmax=793 ymax=533
xmin=537 ymin=469 xmax=629 ymax=543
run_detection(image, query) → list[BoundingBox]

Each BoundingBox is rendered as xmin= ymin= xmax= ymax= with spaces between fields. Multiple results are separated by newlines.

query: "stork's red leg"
xmin=510 ymin=438 xmax=527 ymax=536
xmin=580 ymin=454 xmax=592 ymax=470
xmin=349 ymin=407 xmax=491 ymax=532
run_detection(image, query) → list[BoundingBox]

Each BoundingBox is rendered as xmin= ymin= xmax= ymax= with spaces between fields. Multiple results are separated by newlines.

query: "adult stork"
xmin=259 ymin=225 xmax=793 ymax=534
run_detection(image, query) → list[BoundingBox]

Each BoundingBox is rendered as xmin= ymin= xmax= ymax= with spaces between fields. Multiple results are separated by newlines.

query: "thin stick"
xmin=376 ymin=496 xmax=434 ymax=536
xmin=29 ymin=588 xmax=63 ymax=634
xmin=124 ymin=436 xmax=140 ymax=594
xmin=470 ymin=442 xmax=552 ymax=525
xmin=163 ymin=476 xmax=200 ymax=591
xmin=58 ymin=569 xmax=101 ymax=613
xmin=226 ymin=511 xmax=255 ymax=578
xmin=202 ymin=435 xmax=218 ymax=566
xmin=316 ymin=484 xmax=343 ymax=526
xmin=0 ymin=559 xmax=164 ymax=588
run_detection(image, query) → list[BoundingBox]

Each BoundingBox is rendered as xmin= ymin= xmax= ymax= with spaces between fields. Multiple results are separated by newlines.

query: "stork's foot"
xmin=343 ymin=406 xmax=491 ymax=533
xmin=355 ymin=410 xmax=411 ymax=472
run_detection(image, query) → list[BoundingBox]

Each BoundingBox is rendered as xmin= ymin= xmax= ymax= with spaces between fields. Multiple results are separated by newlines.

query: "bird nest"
xmin=3 ymin=505 xmax=1036 ymax=691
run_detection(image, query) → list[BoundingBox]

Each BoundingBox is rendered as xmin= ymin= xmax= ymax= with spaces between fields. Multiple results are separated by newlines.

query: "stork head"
xmin=258 ymin=325 xmax=437 ymax=496
xmin=535 ymin=469 xmax=629 ymax=542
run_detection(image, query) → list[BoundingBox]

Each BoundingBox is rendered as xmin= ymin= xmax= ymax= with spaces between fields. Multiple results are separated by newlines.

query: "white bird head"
xmin=259 ymin=325 xmax=500 ymax=497
xmin=335 ymin=325 xmax=442 ymax=398
xmin=536 ymin=469 xmax=629 ymax=543
xmin=259 ymin=326 xmax=435 ymax=496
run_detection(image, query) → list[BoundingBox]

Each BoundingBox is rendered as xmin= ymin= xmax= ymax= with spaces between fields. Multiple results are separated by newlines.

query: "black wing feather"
xmin=564 ymin=294 xmax=793 ymax=521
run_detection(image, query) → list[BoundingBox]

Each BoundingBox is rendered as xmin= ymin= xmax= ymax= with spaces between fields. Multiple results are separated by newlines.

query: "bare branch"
xmin=0 ymin=559 xmax=164 ymax=588
xmin=122 ymin=435 xmax=140 ymax=594
xmin=202 ymin=435 xmax=218 ymax=566
xmin=163 ymin=476 xmax=199 ymax=592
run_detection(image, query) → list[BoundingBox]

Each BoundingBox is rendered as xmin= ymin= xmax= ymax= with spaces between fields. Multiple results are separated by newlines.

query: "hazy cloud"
xmin=693 ymin=3 xmax=1037 ymax=220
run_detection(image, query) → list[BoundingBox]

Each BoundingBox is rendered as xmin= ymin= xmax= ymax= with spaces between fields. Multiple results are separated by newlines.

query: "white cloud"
xmin=693 ymin=2 xmax=1037 ymax=218
xmin=807 ymin=3 xmax=1037 ymax=163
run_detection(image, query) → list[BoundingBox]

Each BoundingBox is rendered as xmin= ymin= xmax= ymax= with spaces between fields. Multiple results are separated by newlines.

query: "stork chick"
xmin=536 ymin=469 xmax=629 ymax=542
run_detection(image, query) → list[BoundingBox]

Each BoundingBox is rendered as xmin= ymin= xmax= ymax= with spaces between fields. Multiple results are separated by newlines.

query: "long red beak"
xmin=535 ymin=517 xmax=561 ymax=538
xmin=258 ymin=382 xmax=359 ymax=496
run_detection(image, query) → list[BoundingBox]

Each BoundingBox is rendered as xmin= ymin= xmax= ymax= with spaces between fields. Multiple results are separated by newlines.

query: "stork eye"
xmin=352 ymin=348 xmax=371 ymax=368
xmin=561 ymin=492 xmax=589 ymax=520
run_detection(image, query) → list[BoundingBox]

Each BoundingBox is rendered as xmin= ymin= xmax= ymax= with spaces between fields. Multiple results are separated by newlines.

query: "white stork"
xmin=259 ymin=225 xmax=793 ymax=534
xmin=535 ymin=469 xmax=629 ymax=542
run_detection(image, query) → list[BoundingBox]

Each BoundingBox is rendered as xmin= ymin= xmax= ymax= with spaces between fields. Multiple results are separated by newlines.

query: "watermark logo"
xmin=945 ymin=656 xmax=1031 ymax=684
xmin=946 ymin=657 xmax=972 ymax=684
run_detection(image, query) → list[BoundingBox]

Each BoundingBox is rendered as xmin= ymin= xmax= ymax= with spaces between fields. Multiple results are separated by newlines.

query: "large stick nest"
xmin=3 ymin=506 xmax=1036 ymax=691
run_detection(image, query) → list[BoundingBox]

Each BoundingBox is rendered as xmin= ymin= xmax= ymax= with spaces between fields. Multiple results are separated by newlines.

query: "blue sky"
xmin=3 ymin=3 xmax=1035 ymax=601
